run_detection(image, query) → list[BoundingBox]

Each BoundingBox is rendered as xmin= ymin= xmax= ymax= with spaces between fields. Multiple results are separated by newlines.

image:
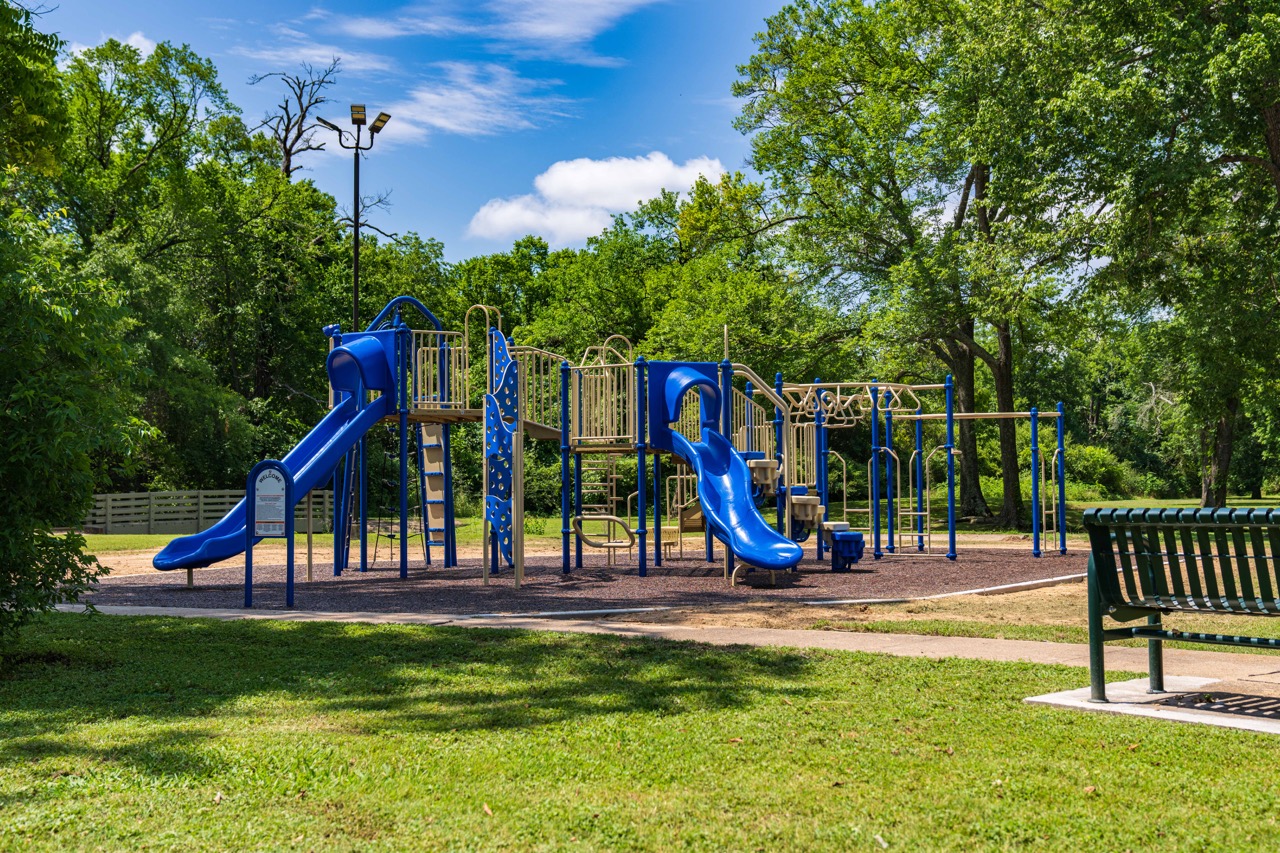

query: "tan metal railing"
xmin=732 ymin=386 xmax=775 ymax=458
xmin=571 ymin=362 xmax=635 ymax=448
xmin=412 ymin=330 xmax=469 ymax=409
xmin=789 ymin=421 xmax=818 ymax=488
xmin=511 ymin=344 xmax=566 ymax=432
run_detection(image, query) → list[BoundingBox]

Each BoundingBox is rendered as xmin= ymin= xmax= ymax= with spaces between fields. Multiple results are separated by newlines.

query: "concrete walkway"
xmin=61 ymin=603 xmax=1280 ymax=684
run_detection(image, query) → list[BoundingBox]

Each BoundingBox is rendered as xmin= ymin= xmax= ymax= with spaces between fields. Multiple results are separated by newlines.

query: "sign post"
xmin=245 ymin=460 xmax=295 ymax=608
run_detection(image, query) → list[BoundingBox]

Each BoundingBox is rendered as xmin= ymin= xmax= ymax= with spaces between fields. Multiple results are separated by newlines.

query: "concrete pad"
xmin=1026 ymin=677 xmax=1280 ymax=735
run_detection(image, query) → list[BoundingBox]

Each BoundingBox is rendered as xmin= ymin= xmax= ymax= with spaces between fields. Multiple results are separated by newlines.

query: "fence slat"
xmin=85 ymin=489 xmax=334 ymax=534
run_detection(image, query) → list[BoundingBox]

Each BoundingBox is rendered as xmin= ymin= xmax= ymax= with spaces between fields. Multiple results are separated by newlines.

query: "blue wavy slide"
xmin=153 ymin=335 xmax=394 ymax=571
xmin=669 ymin=427 xmax=804 ymax=572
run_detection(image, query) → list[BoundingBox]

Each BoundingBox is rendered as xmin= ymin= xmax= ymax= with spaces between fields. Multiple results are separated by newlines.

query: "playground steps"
xmin=579 ymin=457 xmax=624 ymax=517
xmin=417 ymin=424 xmax=448 ymax=545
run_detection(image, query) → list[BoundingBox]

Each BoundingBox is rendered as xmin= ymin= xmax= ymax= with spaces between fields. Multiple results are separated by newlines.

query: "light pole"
xmin=318 ymin=105 xmax=391 ymax=332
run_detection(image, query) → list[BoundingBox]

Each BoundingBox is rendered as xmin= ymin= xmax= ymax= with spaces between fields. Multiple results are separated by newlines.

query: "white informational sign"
xmin=254 ymin=468 xmax=288 ymax=537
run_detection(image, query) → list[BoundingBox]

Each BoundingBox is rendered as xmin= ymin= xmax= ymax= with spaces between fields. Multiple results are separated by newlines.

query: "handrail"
xmin=573 ymin=514 xmax=636 ymax=549
xmin=364 ymin=296 xmax=443 ymax=332
xmin=731 ymin=363 xmax=788 ymax=414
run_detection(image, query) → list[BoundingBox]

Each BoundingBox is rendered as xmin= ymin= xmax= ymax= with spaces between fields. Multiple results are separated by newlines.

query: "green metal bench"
xmin=1084 ymin=507 xmax=1280 ymax=702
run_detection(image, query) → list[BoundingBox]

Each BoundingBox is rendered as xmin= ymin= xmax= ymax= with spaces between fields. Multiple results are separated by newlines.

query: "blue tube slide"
xmin=648 ymin=362 xmax=803 ymax=572
xmin=153 ymin=333 xmax=397 ymax=571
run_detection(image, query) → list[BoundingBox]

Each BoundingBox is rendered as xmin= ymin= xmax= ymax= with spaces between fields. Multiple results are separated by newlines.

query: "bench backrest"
xmin=1083 ymin=508 xmax=1280 ymax=616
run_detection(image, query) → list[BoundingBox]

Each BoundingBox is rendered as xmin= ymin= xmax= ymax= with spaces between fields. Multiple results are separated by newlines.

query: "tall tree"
xmin=734 ymin=0 xmax=1083 ymax=525
xmin=1063 ymin=0 xmax=1280 ymax=506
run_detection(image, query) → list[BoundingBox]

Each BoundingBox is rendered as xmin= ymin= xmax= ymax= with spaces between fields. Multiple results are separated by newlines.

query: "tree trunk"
xmin=951 ymin=331 xmax=989 ymax=518
xmin=993 ymin=321 xmax=1024 ymax=528
xmin=1201 ymin=396 xmax=1239 ymax=508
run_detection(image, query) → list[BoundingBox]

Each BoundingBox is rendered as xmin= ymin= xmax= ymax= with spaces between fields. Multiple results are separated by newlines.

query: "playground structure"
xmin=153 ymin=295 xmax=1069 ymax=600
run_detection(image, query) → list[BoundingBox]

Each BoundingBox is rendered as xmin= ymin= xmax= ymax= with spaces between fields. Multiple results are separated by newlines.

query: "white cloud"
xmin=67 ymin=30 xmax=156 ymax=58
xmin=380 ymin=62 xmax=569 ymax=141
xmin=124 ymin=31 xmax=157 ymax=57
xmin=469 ymin=152 xmax=725 ymax=246
xmin=332 ymin=0 xmax=665 ymax=63
xmin=233 ymin=25 xmax=393 ymax=73
xmin=491 ymin=0 xmax=663 ymax=47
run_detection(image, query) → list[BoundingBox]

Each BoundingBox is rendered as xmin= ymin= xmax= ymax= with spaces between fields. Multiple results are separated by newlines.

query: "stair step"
xmin=424 ymin=471 xmax=444 ymax=477
xmin=424 ymin=499 xmax=445 ymax=505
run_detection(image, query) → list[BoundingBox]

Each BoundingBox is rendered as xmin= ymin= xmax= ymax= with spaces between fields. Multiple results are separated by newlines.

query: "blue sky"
xmin=45 ymin=1 xmax=784 ymax=261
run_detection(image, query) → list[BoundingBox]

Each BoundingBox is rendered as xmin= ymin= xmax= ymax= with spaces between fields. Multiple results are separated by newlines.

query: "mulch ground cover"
xmin=87 ymin=545 xmax=1086 ymax=614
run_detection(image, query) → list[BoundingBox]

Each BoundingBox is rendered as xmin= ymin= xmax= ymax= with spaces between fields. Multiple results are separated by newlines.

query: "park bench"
xmin=1084 ymin=508 xmax=1280 ymax=703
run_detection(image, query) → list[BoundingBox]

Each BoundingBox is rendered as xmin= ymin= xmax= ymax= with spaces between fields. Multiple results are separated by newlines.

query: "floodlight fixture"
xmin=350 ymin=104 xmax=367 ymax=126
xmin=316 ymin=116 xmax=343 ymax=134
xmin=370 ymin=112 xmax=391 ymax=134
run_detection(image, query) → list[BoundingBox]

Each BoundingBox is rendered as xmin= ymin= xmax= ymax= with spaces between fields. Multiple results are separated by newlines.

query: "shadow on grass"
xmin=0 ymin=612 xmax=818 ymax=777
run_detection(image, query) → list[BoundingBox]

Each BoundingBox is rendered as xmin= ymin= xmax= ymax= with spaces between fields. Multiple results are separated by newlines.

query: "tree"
xmin=0 ymin=7 xmax=142 ymax=641
xmin=249 ymin=59 xmax=341 ymax=178
xmin=0 ymin=1 xmax=63 ymax=174
xmin=734 ymin=0 xmax=1084 ymax=525
xmin=1060 ymin=0 xmax=1280 ymax=506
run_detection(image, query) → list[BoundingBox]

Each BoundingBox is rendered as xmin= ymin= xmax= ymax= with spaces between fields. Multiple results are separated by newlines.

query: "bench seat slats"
xmin=1197 ymin=527 xmax=1225 ymax=609
xmin=1114 ymin=526 xmax=1143 ymax=603
xmin=1087 ymin=507 xmax=1280 ymax=703
xmin=1249 ymin=526 xmax=1273 ymax=608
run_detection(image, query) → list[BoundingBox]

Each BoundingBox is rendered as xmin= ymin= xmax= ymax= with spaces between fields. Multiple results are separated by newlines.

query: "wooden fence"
xmin=84 ymin=490 xmax=334 ymax=535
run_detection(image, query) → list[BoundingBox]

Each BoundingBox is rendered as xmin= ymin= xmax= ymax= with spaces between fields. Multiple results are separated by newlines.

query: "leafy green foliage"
xmin=0 ymin=181 xmax=142 ymax=636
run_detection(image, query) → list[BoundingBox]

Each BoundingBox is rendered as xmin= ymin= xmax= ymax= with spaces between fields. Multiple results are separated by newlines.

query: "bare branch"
xmin=249 ymin=58 xmax=341 ymax=178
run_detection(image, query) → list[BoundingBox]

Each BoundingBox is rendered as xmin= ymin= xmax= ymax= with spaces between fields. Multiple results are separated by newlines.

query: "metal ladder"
xmin=416 ymin=424 xmax=451 ymax=565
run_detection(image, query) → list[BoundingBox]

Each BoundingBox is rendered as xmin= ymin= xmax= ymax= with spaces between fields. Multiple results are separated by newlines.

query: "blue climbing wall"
xmin=484 ymin=329 xmax=519 ymax=566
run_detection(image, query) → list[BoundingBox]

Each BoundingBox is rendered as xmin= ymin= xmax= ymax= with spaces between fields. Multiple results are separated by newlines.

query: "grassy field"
xmin=3 ymin=614 xmax=1280 ymax=850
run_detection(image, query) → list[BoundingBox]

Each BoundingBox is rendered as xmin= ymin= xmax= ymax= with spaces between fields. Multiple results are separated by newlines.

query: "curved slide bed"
xmin=154 ymin=334 xmax=396 ymax=572
xmin=648 ymin=361 xmax=803 ymax=572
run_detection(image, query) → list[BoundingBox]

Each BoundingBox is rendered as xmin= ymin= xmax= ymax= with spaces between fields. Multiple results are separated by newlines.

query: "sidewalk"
xmin=59 ymin=602 xmax=1280 ymax=684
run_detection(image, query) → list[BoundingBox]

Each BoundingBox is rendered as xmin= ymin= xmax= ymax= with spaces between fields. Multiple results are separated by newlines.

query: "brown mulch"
xmin=86 ymin=547 xmax=1086 ymax=615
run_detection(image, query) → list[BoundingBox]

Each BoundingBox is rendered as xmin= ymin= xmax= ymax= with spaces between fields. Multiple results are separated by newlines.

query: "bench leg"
xmin=1147 ymin=614 xmax=1165 ymax=694
xmin=1087 ymin=557 xmax=1107 ymax=703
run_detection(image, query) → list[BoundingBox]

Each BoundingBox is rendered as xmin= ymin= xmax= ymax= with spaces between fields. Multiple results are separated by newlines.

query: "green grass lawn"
xmin=811 ymin=615 xmax=1280 ymax=653
xmin=4 ymin=614 xmax=1280 ymax=850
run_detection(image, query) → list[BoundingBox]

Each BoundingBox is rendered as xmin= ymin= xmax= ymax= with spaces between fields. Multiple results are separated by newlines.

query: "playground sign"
xmin=245 ymin=460 xmax=296 ymax=609
xmin=253 ymin=468 xmax=288 ymax=537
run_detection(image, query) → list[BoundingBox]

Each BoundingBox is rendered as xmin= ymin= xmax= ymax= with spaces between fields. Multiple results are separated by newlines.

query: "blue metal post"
xmin=560 ymin=361 xmax=571 ymax=574
xmin=653 ymin=453 xmax=662 ymax=567
xmin=945 ymin=374 xmax=957 ymax=561
xmin=885 ymin=407 xmax=895 ymax=553
xmin=574 ymin=370 xmax=583 ymax=569
xmin=635 ymin=357 xmax=648 ymax=577
xmin=1031 ymin=407 xmax=1042 ymax=558
xmin=358 ymin=373 xmax=368 ymax=572
xmin=1057 ymin=402 xmax=1068 ymax=554
xmin=711 ymin=360 xmax=732 ymax=564
xmin=333 ymin=454 xmax=346 ymax=576
xmin=815 ymin=377 xmax=825 ymax=561
xmin=398 ymin=325 xmax=409 ymax=579
xmin=774 ymin=372 xmax=785 ymax=536
xmin=870 ymin=384 xmax=882 ymax=559
xmin=720 ymin=359 xmax=733 ymax=442
xmin=286 ymin=487 xmax=294 ymax=608
xmin=915 ymin=409 xmax=925 ymax=551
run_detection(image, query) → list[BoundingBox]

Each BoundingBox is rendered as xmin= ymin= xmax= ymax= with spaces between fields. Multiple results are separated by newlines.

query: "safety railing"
xmin=511 ymin=344 xmax=566 ymax=432
xmin=412 ymin=330 xmax=469 ymax=410
xmin=732 ymin=387 xmax=775 ymax=458
xmin=570 ymin=362 xmax=635 ymax=448
xmin=788 ymin=421 xmax=818 ymax=488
